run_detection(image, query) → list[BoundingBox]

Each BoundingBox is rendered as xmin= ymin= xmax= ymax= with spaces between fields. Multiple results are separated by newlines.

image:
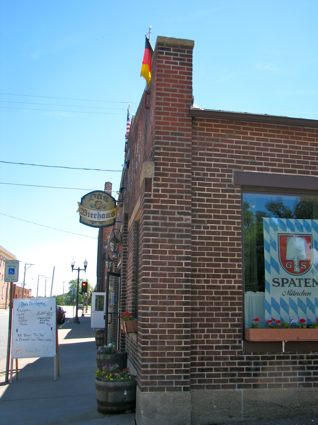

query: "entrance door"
xmin=91 ymin=292 xmax=106 ymax=329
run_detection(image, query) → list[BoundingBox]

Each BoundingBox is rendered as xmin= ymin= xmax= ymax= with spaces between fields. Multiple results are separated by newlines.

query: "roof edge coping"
xmin=156 ymin=36 xmax=194 ymax=49
xmin=190 ymin=107 xmax=318 ymax=128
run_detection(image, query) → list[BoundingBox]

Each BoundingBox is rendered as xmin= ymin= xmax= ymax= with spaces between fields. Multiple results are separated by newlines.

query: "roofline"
xmin=0 ymin=245 xmax=17 ymax=260
xmin=190 ymin=107 xmax=318 ymax=128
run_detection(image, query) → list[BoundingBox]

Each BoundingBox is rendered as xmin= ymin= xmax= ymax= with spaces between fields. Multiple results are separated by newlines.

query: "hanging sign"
xmin=77 ymin=190 xmax=117 ymax=228
xmin=263 ymin=218 xmax=318 ymax=323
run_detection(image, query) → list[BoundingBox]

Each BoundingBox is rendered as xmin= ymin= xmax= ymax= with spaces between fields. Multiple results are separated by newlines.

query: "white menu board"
xmin=12 ymin=297 xmax=57 ymax=358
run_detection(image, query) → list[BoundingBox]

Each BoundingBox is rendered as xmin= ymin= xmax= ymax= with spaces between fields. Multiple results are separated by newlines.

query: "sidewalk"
xmin=1 ymin=313 xmax=317 ymax=425
xmin=0 ymin=315 xmax=135 ymax=425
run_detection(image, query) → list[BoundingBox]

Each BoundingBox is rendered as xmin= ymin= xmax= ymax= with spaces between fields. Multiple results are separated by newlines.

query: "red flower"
xmin=121 ymin=311 xmax=133 ymax=321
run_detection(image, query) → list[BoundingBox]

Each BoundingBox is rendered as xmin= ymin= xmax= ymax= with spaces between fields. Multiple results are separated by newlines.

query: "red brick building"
xmin=115 ymin=36 xmax=318 ymax=424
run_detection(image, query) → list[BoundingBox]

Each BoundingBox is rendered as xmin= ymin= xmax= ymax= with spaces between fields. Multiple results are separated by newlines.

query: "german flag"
xmin=140 ymin=36 xmax=153 ymax=85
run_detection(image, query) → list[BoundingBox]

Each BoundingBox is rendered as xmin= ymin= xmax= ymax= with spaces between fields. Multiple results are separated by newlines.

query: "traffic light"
xmin=81 ymin=281 xmax=88 ymax=293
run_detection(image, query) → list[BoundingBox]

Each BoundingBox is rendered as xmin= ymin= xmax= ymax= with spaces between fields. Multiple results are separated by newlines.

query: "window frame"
xmin=234 ymin=170 xmax=318 ymax=350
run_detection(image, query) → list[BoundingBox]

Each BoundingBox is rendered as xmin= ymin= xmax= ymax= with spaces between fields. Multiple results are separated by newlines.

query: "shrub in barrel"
xmin=96 ymin=343 xmax=127 ymax=370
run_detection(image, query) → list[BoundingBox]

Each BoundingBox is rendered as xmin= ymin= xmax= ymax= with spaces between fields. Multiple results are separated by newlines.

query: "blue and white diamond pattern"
xmin=263 ymin=218 xmax=318 ymax=323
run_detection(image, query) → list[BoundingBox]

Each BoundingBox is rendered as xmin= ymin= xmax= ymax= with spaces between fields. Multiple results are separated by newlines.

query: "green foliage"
xmin=96 ymin=365 xmax=134 ymax=382
xmin=97 ymin=343 xmax=116 ymax=355
xmin=56 ymin=294 xmax=66 ymax=305
xmin=55 ymin=279 xmax=93 ymax=305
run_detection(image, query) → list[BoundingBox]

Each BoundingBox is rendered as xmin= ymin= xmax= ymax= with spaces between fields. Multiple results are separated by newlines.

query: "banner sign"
xmin=263 ymin=218 xmax=318 ymax=323
xmin=12 ymin=297 xmax=56 ymax=358
xmin=78 ymin=190 xmax=117 ymax=228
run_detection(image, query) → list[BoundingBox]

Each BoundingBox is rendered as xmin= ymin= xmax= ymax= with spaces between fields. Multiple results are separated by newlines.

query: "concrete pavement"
xmin=0 ymin=314 xmax=135 ymax=425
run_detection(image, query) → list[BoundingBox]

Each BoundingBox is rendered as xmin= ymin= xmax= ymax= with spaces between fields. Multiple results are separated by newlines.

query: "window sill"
xmin=245 ymin=328 xmax=318 ymax=342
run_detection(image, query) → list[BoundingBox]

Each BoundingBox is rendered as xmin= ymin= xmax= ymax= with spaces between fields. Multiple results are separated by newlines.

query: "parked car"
xmin=57 ymin=306 xmax=66 ymax=324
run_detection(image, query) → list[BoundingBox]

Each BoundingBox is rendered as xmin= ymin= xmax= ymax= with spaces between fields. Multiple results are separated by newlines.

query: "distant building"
xmin=106 ymin=36 xmax=318 ymax=424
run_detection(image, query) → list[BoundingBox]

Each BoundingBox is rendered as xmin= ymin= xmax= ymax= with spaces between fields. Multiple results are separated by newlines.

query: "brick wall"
xmin=135 ymin=37 xmax=195 ymax=392
xmin=121 ymin=35 xmax=318 ymax=424
xmin=191 ymin=116 xmax=318 ymax=391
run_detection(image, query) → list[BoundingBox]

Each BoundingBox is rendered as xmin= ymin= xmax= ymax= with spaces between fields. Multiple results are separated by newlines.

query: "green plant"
xmin=266 ymin=318 xmax=282 ymax=328
xmin=96 ymin=364 xmax=134 ymax=382
xmin=251 ymin=317 xmax=260 ymax=328
xmin=97 ymin=343 xmax=116 ymax=355
xmin=310 ymin=318 xmax=318 ymax=328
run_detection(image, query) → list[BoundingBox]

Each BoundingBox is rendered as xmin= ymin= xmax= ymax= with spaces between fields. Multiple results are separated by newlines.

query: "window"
xmin=243 ymin=191 xmax=318 ymax=328
xmin=95 ymin=295 xmax=105 ymax=311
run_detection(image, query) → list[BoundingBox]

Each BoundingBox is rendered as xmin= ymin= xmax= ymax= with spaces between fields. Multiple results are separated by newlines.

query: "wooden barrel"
xmin=96 ymin=378 xmax=136 ymax=413
xmin=95 ymin=330 xmax=104 ymax=347
xmin=96 ymin=351 xmax=127 ymax=370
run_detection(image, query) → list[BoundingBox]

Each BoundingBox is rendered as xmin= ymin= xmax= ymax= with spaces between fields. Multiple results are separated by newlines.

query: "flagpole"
xmin=146 ymin=26 xmax=152 ymax=40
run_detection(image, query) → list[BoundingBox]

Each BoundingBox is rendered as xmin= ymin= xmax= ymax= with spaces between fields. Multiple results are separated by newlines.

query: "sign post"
xmin=5 ymin=260 xmax=19 ymax=283
xmin=4 ymin=259 xmax=19 ymax=384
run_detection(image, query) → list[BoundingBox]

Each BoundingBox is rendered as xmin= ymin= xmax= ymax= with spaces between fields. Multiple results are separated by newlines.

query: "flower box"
xmin=121 ymin=320 xmax=138 ymax=334
xmin=245 ymin=328 xmax=318 ymax=342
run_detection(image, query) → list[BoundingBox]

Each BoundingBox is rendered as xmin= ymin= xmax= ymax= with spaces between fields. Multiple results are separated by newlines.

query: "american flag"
xmin=125 ymin=106 xmax=131 ymax=142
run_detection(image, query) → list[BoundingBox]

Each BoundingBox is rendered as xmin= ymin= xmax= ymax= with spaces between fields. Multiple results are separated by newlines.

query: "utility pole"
xmin=22 ymin=263 xmax=34 ymax=297
xmin=50 ymin=266 xmax=55 ymax=297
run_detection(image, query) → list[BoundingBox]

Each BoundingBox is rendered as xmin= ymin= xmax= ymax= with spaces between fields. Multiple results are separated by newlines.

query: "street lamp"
xmin=71 ymin=259 xmax=88 ymax=323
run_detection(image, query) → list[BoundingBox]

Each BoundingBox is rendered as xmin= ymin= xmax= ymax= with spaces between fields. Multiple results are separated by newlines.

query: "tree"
xmin=55 ymin=279 xmax=93 ymax=305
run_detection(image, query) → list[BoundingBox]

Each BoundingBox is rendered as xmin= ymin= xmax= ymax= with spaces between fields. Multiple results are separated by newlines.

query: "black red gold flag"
xmin=140 ymin=36 xmax=153 ymax=84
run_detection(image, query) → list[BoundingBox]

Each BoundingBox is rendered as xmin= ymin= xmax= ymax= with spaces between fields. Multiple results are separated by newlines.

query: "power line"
xmin=0 ymin=160 xmax=122 ymax=172
xmin=0 ymin=105 xmax=124 ymax=115
xmin=0 ymin=93 xmax=136 ymax=116
xmin=0 ymin=99 xmax=125 ymax=111
xmin=0 ymin=211 xmax=97 ymax=239
xmin=0 ymin=182 xmax=99 ymax=191
xmin=0 ymin=92 xmax=134 ymax=104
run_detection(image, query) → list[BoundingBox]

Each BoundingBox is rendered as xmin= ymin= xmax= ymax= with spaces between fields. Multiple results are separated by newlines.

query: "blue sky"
xmin=1 ymin=0 xmax=317 ymax=295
